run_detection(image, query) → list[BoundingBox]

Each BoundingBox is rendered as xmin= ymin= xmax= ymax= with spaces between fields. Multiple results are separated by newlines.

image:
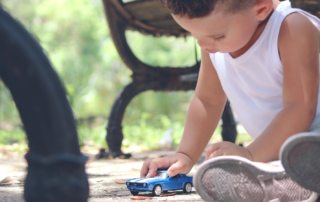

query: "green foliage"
xmin=236 ymin=133 xmax=253 ymax=144
xmin=1 ymin=0 xmax=130 ymax=118
xmin=0 ymin=0 xmax=197 ymax=119
xmin=127 ymin=31 xmax=200 ymax=67
xmin=122 ymin=113 xmax=185 ymax=150
xmin=0 ymin=81 xmax=20 ymax=121
xmin=0 ymin=128 xmax=26 ymax=145
xmin=0 ymin=0 xmax=249 ymax=149
xmin=77 ymin=123 xmax=107 ymax=147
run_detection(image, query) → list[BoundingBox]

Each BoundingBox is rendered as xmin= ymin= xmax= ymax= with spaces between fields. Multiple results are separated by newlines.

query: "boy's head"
xmin=161 ymin=0 xmax=275 ymax=54
xmin=160 ymin=0 xmax=260 ymax=19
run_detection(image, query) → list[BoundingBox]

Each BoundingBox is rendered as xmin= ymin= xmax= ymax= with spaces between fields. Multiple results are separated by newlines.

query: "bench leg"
xmin=0 ymin=7 xmax=88 ymax=202
xmin=106 ymin=82 xmax=238 ymax=158
xmin=106 ymin=82 xmax=149 ymax=158
xmin=221 ymin=101 xmax=238 ymax=143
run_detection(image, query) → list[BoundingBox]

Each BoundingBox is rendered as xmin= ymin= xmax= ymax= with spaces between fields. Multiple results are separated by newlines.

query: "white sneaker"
xmin=280 ymin=132 xmax=320 ymax=194
xmin=193 ymin=156 xmax=318 ymax=202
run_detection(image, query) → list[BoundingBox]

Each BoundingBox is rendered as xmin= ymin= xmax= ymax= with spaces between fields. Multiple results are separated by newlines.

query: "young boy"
xmin=141 ymin=0 xmax=320 ymax=201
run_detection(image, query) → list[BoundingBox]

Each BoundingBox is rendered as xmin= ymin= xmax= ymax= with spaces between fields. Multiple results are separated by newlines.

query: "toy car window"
xmin=155 ymin=172 xmax=167 ymax=179
xmin=172 ymin=174 xmax=181 ymax=178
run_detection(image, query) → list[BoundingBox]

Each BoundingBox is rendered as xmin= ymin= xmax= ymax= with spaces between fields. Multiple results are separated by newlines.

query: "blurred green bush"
xmin=0 ymin=0 xmax=251 ymax=149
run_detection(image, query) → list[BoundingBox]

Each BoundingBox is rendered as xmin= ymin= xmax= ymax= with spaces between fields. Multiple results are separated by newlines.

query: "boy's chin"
xmin=205 ymin=49 xmax=229 ymax=54
xmin=205 ymin=49 xmax=218 ymax=54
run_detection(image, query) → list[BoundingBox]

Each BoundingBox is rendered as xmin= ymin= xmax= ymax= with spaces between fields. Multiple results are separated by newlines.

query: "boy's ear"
xmin=253 ymin=0 xmax=273 ymax=21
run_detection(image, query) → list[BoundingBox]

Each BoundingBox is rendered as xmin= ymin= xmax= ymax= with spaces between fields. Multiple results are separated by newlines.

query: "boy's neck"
xmin=229 ymin=0 xmax=281 ymax=58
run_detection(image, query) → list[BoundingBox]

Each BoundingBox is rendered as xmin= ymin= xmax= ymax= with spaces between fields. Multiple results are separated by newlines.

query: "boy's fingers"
xmin=208 ymin=152 xmax=215 ymax=159
xmin=147 ymin=160 xmax=163 ymax=178
xmin=167 ymin=161 xmax=184 ymax=176
xmin=205 ymin=144 xmax=221 ymax=159
xmin=140 ymin=159 xmax=152 ymax=178
xmin=205 ymin=144 xmax=221 ymax=156
xmin=141 ymin=155 xmax=190 ymax=178
xmin=206 ymin=148 xmax=223 ymax=160
xmin=213 ymin=150 xmax=223 ymax=157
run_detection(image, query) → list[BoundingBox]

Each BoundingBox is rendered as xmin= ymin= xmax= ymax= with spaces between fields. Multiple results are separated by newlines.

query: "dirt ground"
xmin=0 ymin=147 xmax=205 ymax=202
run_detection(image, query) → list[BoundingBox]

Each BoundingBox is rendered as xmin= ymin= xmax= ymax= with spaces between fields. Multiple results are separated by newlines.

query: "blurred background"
xmin=0 ymin=0 xmax=251 ymax=154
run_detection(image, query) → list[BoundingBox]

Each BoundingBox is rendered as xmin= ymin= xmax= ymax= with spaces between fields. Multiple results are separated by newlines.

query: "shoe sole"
xmin=193 ymin=156 xmax=318 ymax=202
xmin=280 ymin=132 xmax=320 ymax=194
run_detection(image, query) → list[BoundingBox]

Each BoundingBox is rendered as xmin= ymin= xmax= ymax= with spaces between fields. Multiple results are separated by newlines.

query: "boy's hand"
xmin=140 ymin=153 xmax=193 ymax=178
xmin=205 ymin=141 xmax=253 ymax=161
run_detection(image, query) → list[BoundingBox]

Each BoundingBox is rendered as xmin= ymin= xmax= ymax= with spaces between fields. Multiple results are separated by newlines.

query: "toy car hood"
xmin=127 ymin=177 xmax=162 ymax=184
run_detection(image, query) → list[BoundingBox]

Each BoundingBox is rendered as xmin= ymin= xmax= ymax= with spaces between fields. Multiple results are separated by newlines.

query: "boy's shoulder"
xmin=278 ymin=12 xmax=319 ymax=54
xmin=281 ymin=12 xmax=316 ymax=32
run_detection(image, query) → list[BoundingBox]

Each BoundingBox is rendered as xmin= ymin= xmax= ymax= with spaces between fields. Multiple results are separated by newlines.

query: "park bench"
xmin=101 ymin=0 xmax=238 ymax=159
xmin=292 ymin=0 xmax=320 ymax=17
xmin=101 ymin=0 xmax=320 ymax=159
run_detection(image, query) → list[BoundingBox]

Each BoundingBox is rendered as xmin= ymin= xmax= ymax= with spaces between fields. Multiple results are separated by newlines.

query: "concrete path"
xmin=0 ymin=149 xmax=205 ymax=202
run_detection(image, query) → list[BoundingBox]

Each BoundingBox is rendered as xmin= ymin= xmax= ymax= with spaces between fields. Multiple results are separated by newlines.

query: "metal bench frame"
xmin=0 ymin=6 xmax=89 ymax=202
xmin=102 ymin=0 xmax=238 ymax=158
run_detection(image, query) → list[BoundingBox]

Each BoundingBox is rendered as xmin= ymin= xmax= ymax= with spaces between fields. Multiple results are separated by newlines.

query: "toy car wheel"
xmin=153 ymin=185 xmax=162 ymax=196
xmin=183 ymin=182 xmax=192 ymax=193
xmin=130 ymin=191 xmax=139 ymax=195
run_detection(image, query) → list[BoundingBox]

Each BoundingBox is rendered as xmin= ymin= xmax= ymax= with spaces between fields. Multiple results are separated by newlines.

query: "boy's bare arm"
xmin=140 ymin=49 xmax=226 ymax=178
xmin=175 ymin=49 xmax=227 ymax=164
xmin=247 ymin=13 xmax=320 ymax=162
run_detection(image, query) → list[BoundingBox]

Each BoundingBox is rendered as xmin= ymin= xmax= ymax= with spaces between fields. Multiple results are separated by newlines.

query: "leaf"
xmin=1 ymin=176 xmax=12 ymax=183
xmin=160 ymin=192 xmax=176 ymax=196
xmin=1 ymin=176 xmax=19 ymax=184
xmin=130 ymin=196 xmax=153 ymax=200
xmin=114 ymin=178 xmax=127 ymax=184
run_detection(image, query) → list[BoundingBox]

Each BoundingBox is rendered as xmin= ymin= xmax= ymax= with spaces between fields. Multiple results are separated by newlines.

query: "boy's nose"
xmin=197 ymin=39 xmax=214 ymax=50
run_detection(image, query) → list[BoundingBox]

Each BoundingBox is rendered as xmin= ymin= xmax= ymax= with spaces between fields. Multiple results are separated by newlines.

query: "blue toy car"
xmin=126 ymin=170 xmax=193 ymax=196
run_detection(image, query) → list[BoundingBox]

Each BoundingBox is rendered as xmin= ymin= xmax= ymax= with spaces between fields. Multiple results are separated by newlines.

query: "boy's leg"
xmin=280 ymin=132 xmax=320 ymax=194
xmin=193 ymin=156 xmax=318 ymax=202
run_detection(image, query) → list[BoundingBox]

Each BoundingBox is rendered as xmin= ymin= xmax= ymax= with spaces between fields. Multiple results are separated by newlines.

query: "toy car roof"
xmin=157 ymin=170 xmax=168 ymax=172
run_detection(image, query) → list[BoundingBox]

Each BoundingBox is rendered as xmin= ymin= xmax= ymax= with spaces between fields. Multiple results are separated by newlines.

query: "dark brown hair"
xmin=160 ymin=0 xmax=258 ymax=18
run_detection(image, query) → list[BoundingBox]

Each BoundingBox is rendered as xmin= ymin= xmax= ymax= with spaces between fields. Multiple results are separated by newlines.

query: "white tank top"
xmin=210 ymin=0 xmax=320 ymax=139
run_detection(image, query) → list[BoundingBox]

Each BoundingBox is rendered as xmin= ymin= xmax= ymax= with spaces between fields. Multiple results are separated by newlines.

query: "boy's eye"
xmin=214 ymin=35 xmax=225 ymax=41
